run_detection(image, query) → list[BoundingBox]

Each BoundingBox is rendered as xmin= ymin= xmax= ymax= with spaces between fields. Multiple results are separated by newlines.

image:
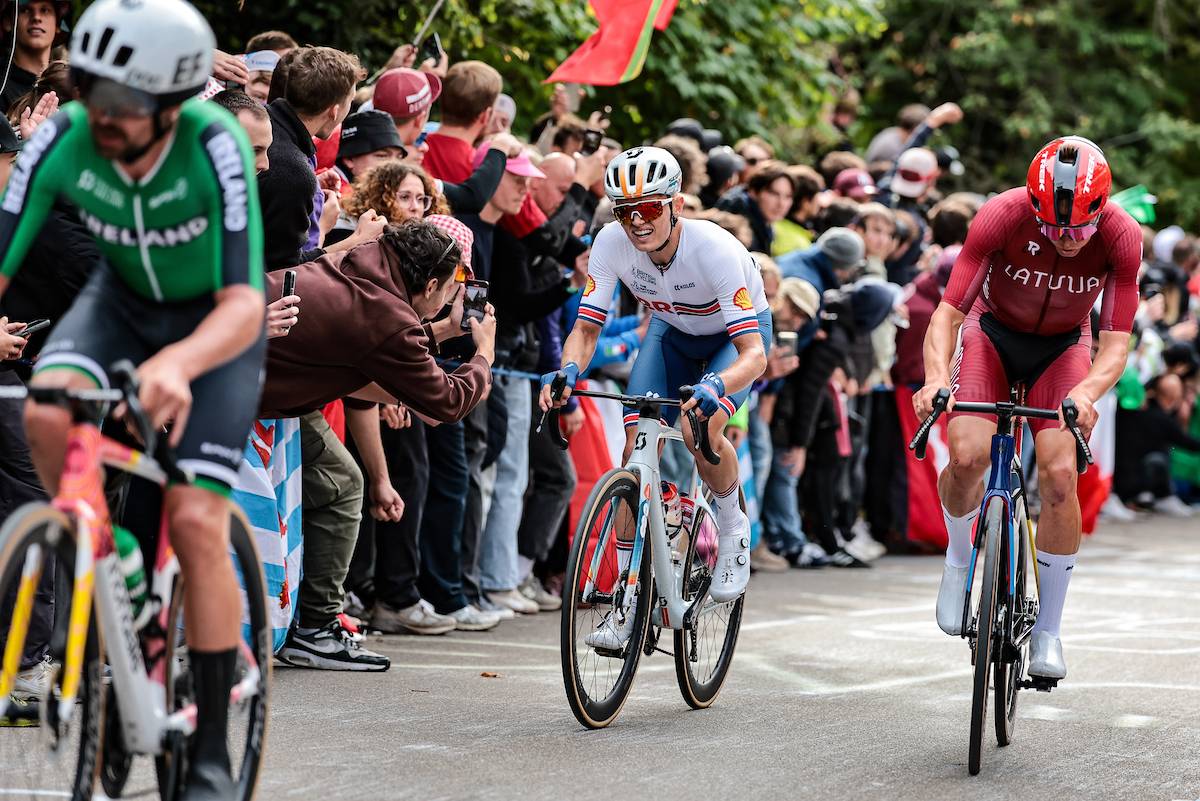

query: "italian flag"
xmin=546 ymin=0 xmax=679 ymax=86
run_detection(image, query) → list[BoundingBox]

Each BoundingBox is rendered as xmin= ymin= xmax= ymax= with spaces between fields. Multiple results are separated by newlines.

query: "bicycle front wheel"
xmin=0 ymin=503 xmax=103 ymax=801
xmin=674 ymin=501 xmax=743 ymax=709
xmin=560 ymin=468 xmax=653 ymax=729
xmin=157 ymin=507 xmax=271 ymax=801
xmin=995 ymin=484 xmax=1031 ymax=747
xmin=968 ymin=496 xmax=1004 ymax=776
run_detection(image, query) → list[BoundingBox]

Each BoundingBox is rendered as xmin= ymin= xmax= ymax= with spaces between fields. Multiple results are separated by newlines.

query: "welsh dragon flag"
xmin=546 ymin=0 xmax=679 ymax=86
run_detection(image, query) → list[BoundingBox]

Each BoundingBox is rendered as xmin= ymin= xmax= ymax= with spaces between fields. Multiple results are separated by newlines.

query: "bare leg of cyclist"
xmin=22 ymin=369 xmax=98 ymax=496
xmin=682 ymin=410 xmax=748 ymax=602
xmin=166 ymin=485 xmax=239 ymax=801
xmin=934 ymin=415 xmax=993 ymax=634
xmin=1028 ymin=428 xmax=1080 ymax=679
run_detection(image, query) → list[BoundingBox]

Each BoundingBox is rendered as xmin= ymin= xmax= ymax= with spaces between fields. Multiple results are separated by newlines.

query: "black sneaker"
xmin=276 ymin=620 xmax=390 ymax=671
xmin=829 ymin=548 xmax=871 ymax=568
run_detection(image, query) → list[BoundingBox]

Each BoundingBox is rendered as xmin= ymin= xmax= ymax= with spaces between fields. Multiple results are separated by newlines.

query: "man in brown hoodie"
xmin=264 ymin=220 xmax=494 ymax=670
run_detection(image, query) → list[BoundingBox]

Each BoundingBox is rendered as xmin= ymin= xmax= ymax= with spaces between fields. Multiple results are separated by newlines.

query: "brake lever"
xmin=680 ymin=387 xmax=720 ymax=466
xmin=909 ymin=388 xmax=950 ymax=460
xmin=536 ymin=373 xmax=570 ymax=451
xmin=109 ymin=359 xmax=157 ymax=455
xmin=1060 ymin=398 xmax=1094 ymax=474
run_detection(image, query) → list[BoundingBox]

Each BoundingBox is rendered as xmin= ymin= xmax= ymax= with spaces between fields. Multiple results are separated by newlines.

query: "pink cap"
xmin=373 ymin=68 xmax=442 ymax=119
xmin=426 ymin=214 xmax=474 ymax=275
xmin=504 ymin=153 xmax=545 ymax=179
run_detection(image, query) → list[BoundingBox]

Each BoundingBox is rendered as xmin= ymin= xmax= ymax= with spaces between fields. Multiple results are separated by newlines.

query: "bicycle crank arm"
xmin=681 ymin=577 xmax=713 ymax=631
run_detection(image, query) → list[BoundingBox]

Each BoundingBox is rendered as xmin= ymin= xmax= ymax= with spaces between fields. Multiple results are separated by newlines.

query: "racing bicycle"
xmin=910 ymin=386 xmax=1092 ymax=775
xmin=542 ymin=377 xmax=744 ymax=729
xmin=0 ymin=362 xmax=270 ymax=801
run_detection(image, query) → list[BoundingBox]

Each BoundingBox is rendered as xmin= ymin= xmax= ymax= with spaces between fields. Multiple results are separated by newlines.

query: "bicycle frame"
xmin=580 ymin=408 xmax=715 ymax=631
xmin=0 ymin=418 xmax=261 ymax=755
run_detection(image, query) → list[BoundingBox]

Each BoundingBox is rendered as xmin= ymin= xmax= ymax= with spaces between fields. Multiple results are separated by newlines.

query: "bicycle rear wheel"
xmin=674 ymin=501 xmax=743 ymax=709
xmin=157 ymin=507 xmax=272 ymax=800
xmin=968 ymin=496 xmax=1004 ymax=776
xmin=561 ymin=468 xmax=653 ymax=729
xmin=0 ymin=503 xmax=103 ymax=801
xmin=995 ymin=484 xmax=1031 ymax=746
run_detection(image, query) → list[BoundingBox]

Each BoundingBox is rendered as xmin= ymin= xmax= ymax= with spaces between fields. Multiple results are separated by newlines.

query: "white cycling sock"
xmin=942 ymin=506 xmax=979 ymax=568
xmin=1032 ymin=550 xmax=1076 ymax=638
xmin=713 ymin=481 xmax=743 ymax=527
xmin=615 ymin=539 xmax=633 ymax=576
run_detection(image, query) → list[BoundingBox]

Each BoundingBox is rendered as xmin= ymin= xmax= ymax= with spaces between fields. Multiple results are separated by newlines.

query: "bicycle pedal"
xmin=593 ymin=646 xmax=624 ymax=659
xmin=1018 ymin=675 xmax=1059 ymax=692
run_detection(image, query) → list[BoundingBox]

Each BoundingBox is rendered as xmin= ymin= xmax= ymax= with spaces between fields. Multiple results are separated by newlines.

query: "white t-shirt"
xmin=578 ymin=218 xmax=769 ymax=339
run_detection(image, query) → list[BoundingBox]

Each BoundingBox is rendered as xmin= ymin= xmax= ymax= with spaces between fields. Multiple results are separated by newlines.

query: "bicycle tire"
xmin=560 ymin=468 xmax=653 ymax=729
xmin=156 ymin=507 xmax=272 ymax=801
xmin=968 ymin=496 xmax=1004 ymax=776
xmin=0 ymin=503 xmax=103 ymax=801
xmin=674 ymin=502 xmax=743 ymax=709
xmin=995 ymin=482 xmax=1030 ymax=747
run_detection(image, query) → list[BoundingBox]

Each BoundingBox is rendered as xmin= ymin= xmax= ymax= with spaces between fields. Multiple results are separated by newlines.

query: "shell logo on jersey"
xmin=733 ymin=287 xmax=753 ymax=310
xmin=584 ymin=275 xmax=596 ymax=296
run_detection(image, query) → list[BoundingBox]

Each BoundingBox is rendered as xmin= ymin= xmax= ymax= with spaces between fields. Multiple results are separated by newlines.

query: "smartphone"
xmin=419 ymin=32 xmax=444 ymax=65
xmin=282 ymin=269 xmax=296 ymax=300
xmin=414 ymin=130 xmax=429 ymax=147
xmin=580 ymin=128 xmax=604 ymax=156
xmin=775 ymin=330 xmax=798 ymax=358
xmin=460 ymin=279 xmax=488 ymax=331
xmin=15 ymin=318 xmax=50 ymax=338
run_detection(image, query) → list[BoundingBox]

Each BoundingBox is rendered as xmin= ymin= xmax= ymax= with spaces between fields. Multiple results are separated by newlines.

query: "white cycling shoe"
xmin=585 ymin=602 xmax=638 ymax=651
xmin=936 ymin=563 xmax=969 ymax=635
xmin=1028 ymin=631 xmax=1067 ymax=679
xmin=709 ymin=514 xmax=751 ymax=603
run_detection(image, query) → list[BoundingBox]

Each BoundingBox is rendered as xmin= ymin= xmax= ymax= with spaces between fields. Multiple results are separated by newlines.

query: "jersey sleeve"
xmin=199 ymin=118 xmax=265 ymax=293
xmin=1097 ymin=215 xmax=1142 ymax=333
xmin=943 ymin=192 xmax=1022 ymax=313
xmin=0 ymin=111 xmax=73 ymax=282
xmin=576 ymin=225 xmax=619 ymax=327
xmin=712 ymin=238 xmax=762 ymax=340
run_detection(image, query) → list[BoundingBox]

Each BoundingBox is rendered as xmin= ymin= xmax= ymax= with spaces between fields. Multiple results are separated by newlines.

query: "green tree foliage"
xmin=846 ymin=0 xmax=1200 ymax=227
xmin=190 ymin=0 xmax=884 ymax=147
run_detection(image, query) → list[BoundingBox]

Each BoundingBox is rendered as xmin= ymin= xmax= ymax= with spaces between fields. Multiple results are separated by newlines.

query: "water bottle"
xmin=661 ymin=481 xmax=683 ymax=542
xmin=112 ymin=525 xmax=148 ymax=620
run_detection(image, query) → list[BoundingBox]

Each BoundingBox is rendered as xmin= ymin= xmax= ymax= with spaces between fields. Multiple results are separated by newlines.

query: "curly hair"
xmin=381 ymin=220 xmax=461 ymax=294
xmin=344 ymin=162 xmax=448 ymax=221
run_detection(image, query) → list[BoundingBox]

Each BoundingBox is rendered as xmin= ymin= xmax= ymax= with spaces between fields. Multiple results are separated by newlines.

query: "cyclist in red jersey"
xmin=914 ymin=136 xmax=1141 ymax=680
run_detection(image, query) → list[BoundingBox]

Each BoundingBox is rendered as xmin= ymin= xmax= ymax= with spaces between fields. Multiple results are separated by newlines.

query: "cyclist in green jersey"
xmin=0 ymin=1 xmax=264 ymax=797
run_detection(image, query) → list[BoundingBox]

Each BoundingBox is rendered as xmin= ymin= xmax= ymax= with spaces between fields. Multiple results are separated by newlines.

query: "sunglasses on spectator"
xmin=613 ymin=198 xmax=672 ymax=225
xmin=897 ymin=168 xmax=937 ymax=184
xmin=397 ymin=191 xmax=433 ymax=211
xmin=744 ymin=157 xmax=761 ymax=166
xmin=1038 ymin=220 xmax=1099 ymax=242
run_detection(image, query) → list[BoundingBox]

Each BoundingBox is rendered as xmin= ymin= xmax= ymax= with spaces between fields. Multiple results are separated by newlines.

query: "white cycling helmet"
xmin=604 ymin=146 xmax=683 ymax=203
xmin=70 ymin=0 xmax=216 ymax=108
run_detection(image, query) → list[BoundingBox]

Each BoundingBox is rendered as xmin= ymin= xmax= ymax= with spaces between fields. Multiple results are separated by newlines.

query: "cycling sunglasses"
xmin=1038 ymin=220 xmax=1099 ymax=242
xmin=613 ymin=198 xmax=672 ymax=226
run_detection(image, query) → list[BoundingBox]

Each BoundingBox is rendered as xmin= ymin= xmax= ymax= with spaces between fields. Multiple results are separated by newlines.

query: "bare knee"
xmin=168 ymin=496 xmax=229 ymax=570
xmin=1039 ymin=458 xmax=1077 ymax=506
xmin=23 ymin=401 xmax=68 ymax=447
xmin=947 ymin=438 xmax=990 ymax=482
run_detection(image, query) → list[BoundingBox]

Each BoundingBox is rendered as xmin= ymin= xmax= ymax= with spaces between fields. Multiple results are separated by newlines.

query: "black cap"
xmin=666 ymin=117 xmax=703 ymax=145
xmin=705 ymin=145 xmax=744 ymax=189
xmin=0 ymin=124 xmax=23 ymax=155
xmin=338 ymin=110 xmax=405 ymax=159
xmin=700 ymin=128 xmax=723 ymax=151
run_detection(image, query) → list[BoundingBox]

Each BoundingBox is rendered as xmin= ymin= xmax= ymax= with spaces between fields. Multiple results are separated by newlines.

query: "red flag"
xmin=546 ymin=0 xmax=679 ymax=86
xmin=895 ymin=386 xmax=950 ymax=549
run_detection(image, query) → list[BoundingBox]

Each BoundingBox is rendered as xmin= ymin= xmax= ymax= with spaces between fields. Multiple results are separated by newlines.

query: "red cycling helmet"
xmin=1026 ymin=136 xmax=1111 ymax=228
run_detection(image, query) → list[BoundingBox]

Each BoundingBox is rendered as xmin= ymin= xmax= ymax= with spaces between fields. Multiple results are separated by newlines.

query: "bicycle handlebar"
xmin=908 ymin=388 xmax=1094 ymax=474
xmin=535 ymin=372 xmax=720 ymax=465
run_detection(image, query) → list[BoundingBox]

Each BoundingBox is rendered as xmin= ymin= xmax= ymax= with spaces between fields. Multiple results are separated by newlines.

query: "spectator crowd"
xmin=1 ymin=0 xmax=1198 ymax=681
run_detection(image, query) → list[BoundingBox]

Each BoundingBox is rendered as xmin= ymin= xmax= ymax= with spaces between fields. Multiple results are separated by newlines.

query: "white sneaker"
xmin=12 ymin=658 xmax=52 ymax=702
xmin=709 ymin=514 xmax=751 ymax=603
xmin=1152 ymin=495 xmax=1195 ymax=518
xmin=1029 ymin=631 xmax=1067 ymax=679
xmin=1099 ymin=494 xmax=1139 ymax=522
xmin=584 ymin=601 xmax=638 ymax=651
xmin=477 ymin=597 xmax=516 ymax=620
xmin=370 ymin=600 xmax=457 ymax=635
xmin=486 ymin=589 xmax=539 ymax=615
xmin=844 ymin=530 xmax=886 ymax=563
xmin=936 ymin=563 xmax=969 ymax=635
xmin=448 ymin=604 xmax=502 ymax=632
xmin=518 ymin=575 xmax=563 ymax=611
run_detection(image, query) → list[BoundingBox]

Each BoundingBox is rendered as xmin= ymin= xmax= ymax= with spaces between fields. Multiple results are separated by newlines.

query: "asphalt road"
xmin=9 ymin=516 xmax=1192 ymax=801
xmin=243 ymin=515 xmax=1200 ymax=801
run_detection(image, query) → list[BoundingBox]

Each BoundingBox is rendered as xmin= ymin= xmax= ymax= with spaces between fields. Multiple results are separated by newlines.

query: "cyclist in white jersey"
xmin=540 ymin=147 xmax=771 ymax=650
